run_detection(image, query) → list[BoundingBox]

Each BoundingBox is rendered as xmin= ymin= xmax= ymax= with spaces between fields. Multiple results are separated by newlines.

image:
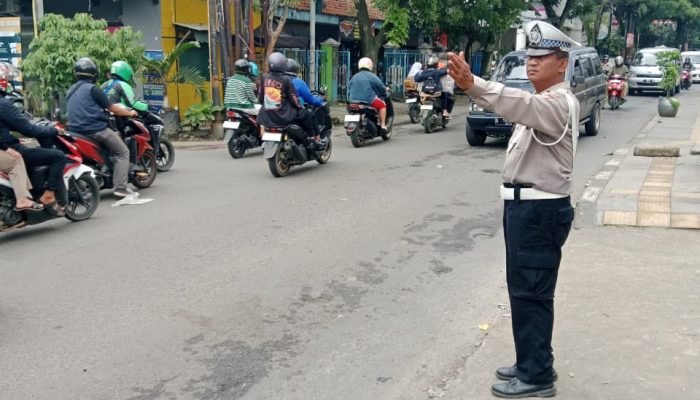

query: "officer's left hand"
xmin=448 ymin=51 xmax=475 ymax=91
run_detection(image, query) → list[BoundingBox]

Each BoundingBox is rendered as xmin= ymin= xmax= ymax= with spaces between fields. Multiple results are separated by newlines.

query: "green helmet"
xmin=110 ymin=60 xmax=133 ymax=82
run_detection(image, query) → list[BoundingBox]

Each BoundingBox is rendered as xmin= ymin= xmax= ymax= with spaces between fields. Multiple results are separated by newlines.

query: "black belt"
xmin=503 ymin=183 xmax=533 ymax=189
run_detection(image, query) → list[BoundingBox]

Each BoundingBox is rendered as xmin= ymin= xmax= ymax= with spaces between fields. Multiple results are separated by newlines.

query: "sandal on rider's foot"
xmin=44 ymin=201 xmax=65 ymax=217
xmin=13 ymin=202 xmax=44 ymax=213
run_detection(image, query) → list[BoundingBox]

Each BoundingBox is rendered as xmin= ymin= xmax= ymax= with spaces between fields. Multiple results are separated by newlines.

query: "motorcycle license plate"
xmin=405 ymin=98 xmax=417 ymax=103
xmin=223 ymin=121 xmax=240 ymax=129
xmin=344 ymin=114 xmax=360 ymax=122
xmin=420 ymin=105 xmax=433 ymax=110
xmin=262 ymin=132 xmax=282 ymax=142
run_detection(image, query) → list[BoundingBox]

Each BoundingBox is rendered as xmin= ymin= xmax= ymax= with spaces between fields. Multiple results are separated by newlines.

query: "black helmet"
xmin=74 ymin=57 xmax=98 ymax=81
xmin=603 ymin=55 xmax=609 ymax=61
xmin=286 ymin=58 xmax=300 ymax=76
xmin=234 ymin=58 xmax=250 ymax=74
xmin=268 ymin=52 xmax=287 ymax=72
xmin=685 ymin=57 xmax=691 ymax=63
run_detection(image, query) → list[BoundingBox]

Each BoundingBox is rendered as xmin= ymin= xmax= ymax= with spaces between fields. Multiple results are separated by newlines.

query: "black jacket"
xmin=0 ymin=97 xmax=58 ymax=150
xmin=256 ymin=71 xmax=301 ymax=129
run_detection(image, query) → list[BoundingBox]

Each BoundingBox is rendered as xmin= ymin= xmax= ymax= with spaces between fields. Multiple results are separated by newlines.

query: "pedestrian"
xmin=448 ymin=21 xmax=580 ymax=399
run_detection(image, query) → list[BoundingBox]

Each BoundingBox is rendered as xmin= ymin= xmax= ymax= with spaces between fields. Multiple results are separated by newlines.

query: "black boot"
xmin=496 ymin=365 xmax=558 ymax=382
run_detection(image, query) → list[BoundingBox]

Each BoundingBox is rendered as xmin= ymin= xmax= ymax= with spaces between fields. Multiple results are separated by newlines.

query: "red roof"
xmin=295 ymin=0 xmax=385 ymax=21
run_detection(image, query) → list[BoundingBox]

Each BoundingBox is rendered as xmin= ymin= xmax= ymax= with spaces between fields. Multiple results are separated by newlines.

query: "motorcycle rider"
xmin=438 ymin=59 xmax=455 ymax=116
xmin=66 ymin=57 xmax=138 ymax=198
xmin=404 ymin=62 xmax=423 ymax=93
xmin=224 ymin=58 xmax=259 ymax=113
xmin=0 ymin=64 xmax=67 ymax=216
xmin=0 ymin=149 xmax=44 ymax=215
xmin=608 ymin=56 xmax=629 ymax=104
xmin=257 ymin=52 xmax=319 ymax=146
xmin=348 ymin=57 xmax=389 ymax=133
xmin=415 ymin=56 xmax=449 ymax=117
xmin=682 ymin=56 xmax=694 ymax=71
xmin=286 ymin=58 xmax=324 ymax=140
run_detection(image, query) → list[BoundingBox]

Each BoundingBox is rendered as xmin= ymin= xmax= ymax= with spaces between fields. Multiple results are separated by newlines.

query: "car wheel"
xmin=585 ymin=102 xmax=601 ymax=136
xmin=466 ymin=124 xmax=486 ymax=146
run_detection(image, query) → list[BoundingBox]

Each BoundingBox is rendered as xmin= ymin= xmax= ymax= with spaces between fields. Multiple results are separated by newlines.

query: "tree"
xmin=261 ymin=0 xmax=299 ymax=72
xmin=140 ymin=37 xmax=207 ymax=103
xmin=22 ymin=13 xmax=144 ymax=113
xmin=541 ymin=0 xmax=597 ymax=29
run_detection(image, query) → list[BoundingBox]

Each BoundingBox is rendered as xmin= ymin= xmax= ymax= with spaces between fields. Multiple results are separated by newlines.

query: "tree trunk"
xmin=262 ymin=0 xmax=289 ymax=73
xmin=591 ymin=3 xmax=606 ymax=47
xmin=676 ymin=19 xmax=688 ymax=51
xmin=355 ymin=0 xmax=384 ymax=72
xmin=543 ymin=0 xmax=575 ymax=29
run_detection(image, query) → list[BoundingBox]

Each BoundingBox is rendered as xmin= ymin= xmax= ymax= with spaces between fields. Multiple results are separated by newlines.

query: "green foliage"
xmin=22 ymin=13 xmax=144 ymax=111
xmin=657 ymin=50 xmax=681 ymax=96
xmin=181 ymin=101 xmax=224 ymax=131
xmin=669 ymin=97 xmax=681 ymax=110
xmin=140 ymin=40 xmax=207 ymax=100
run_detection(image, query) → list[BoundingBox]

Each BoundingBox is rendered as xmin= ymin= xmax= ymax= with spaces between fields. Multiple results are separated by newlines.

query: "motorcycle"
xmin=0 ymin=131 xmax=100 ymax=232
xmin=263 ymin=102 xmax=333 ymax=177
xmin=63 ymin=116 xmax=158 ymax=190
xmin=223 ymin=105 xmax=262 ymax=159
xmin=682 ymin=68 xmax=692 ymax=90
xmin=405 ymin=89 xmax=421 ymax=124
xmin=420 ymin=92 xmax=449 ymax=133
xmin=138 ymin=110 xmax=175 ymax=172
xmin=344 ymin=85 xmax=394 ymax=148
xmin=607 ymin=75 xmax=625 ymax=110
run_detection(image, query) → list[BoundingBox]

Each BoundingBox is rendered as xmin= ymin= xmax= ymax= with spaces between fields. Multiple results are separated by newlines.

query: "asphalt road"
xmin=0 ymin=92 xmax=662 ymax=400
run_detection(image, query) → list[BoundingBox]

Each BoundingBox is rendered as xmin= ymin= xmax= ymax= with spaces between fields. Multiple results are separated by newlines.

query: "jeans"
xmin=92 ymin=128 xmax=129 ymax=191
xmin=16 ymin=145 xmax=66 ymax=192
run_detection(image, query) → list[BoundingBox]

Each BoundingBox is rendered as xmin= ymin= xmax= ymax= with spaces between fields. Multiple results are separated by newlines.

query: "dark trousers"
xmin=295 ymin=108 xmax=319 ymax=138
xmin=444 ymin=93 xmax=455 ymax=113
xmin=503 ymin=195 xmax=574 ymax=385
xmin=16 ymin=145 xmax=66 ymax=192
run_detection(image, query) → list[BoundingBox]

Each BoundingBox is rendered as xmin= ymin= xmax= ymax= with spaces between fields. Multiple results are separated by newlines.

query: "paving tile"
xmin=639 ymin=194 xmax=670 ymax=203
xmin=609 ymin=189 xmax=638 ymax=196
xmin=671 ymin=213 xmax=700 ymax=229
xmin=602 ymin=211 xmax=637 ymax=226
xmin=596 ymin=195 xmax=638 ymax=212
xmin=642 ymin=181 xmax=673 ymax=188
xmin=639 ymin=190 xmax=670 ymax=197
xmin=637 ymin=212 xmax=671 ymax=227
xmin=638 ymin=201 xmax=670 ymax=213
xmin=672 ymin=192 xmax=700 ymax=199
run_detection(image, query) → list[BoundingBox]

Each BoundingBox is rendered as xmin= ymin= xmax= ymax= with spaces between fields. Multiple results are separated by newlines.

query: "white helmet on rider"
xmin=358 ymin=57 xmax=374 ymax=71
xmin=615 ymin=56 xmax=624 ymax=67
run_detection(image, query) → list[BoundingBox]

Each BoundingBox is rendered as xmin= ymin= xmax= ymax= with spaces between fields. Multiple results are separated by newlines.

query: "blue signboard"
xmin=143 ymin=51 xmax=164 ymax=111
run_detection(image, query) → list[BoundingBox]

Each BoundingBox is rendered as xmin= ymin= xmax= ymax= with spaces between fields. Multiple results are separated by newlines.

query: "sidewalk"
xmin=579 ymin=89 xmax=700 ymax=229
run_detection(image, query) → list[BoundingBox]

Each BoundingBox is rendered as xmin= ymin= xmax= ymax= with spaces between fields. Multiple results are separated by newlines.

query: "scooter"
xmin=682 ymin=68 xmax=692 ymax=90
xmin=223 ymin=105 xmax=262 ymax=159
xmin=0 ymin=131 xmax=100 ymax=232
xmin=263 ymin=102 xmax=333 ymax=177
xmin=405 ymin=89 xmax=421 ymax=124
xmin=344 ymin=85 xmax=394 ymax=148
xmin=607 ymin=75 xmax=625 ymax=110
xmin=136 ymin=110 xmax=175 ymax=172
xmin=420 ymin=92 xmax=449 ymax=133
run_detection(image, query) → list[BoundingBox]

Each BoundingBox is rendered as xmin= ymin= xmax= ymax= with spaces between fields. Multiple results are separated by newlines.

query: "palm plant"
xmin=139 ymin=38 xmax=208 ymax=104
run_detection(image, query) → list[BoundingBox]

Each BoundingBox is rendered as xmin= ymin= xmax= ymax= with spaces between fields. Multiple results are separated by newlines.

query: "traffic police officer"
xmin=448 ymin=21 xmax=580 ymax=398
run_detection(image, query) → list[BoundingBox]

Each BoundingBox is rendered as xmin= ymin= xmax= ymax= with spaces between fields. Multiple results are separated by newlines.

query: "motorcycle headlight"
xmin=470 ymin=102 xmax=483 ymax=112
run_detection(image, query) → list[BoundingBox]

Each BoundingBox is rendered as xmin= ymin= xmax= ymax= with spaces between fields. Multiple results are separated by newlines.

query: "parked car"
xmin=680 ymin=50 xmax=700 ymax=83
xmin=466 ymin=47 xmax=606 ymax=146
xmin=629 ymin=46 xmax=681 ymax=95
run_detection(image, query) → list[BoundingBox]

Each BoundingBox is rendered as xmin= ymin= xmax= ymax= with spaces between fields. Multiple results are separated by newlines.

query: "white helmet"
xmin=615 ymin=56 xmax=624 ymax=66
xmin=358 ymin=57 xmax=374 ymax=71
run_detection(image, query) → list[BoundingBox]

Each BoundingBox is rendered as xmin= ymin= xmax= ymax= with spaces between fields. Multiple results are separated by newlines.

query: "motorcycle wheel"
xmin=609 ymin=96 xmax=619 ymax=110
xmin=227 ymin=133 xmax=247 ymax=159
xmin=156 ymin=137 xmax=175 ymax=172
xmin=409 ymin=104 xmax=420 ymax=124
xmin=423 ymin=113 xmax=435 ymax=133
xmin=65 ymin=173 xmax=100 ymax=222
xmin=268 ymin=146 xmax=291 ymax=177
xmin=316 ymin=138 xmax=332 ymax=164
xmin=350 ymin=131 xmax=366 ymax=147
xmin=132 ymin=150 xmax=158 ymax=189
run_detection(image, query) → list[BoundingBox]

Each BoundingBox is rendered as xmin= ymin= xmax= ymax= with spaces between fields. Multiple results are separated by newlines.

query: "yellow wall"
xmin=161 ymin=0 xmax=262 ymax=119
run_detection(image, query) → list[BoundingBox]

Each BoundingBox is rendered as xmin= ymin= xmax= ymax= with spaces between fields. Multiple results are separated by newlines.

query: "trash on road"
xmin=112 ymin=192 xmax=154 ymax=207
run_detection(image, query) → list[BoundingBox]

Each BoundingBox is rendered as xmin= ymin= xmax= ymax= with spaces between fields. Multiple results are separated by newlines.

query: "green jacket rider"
xmin=101 ymin=61 xmax=150 ymax=112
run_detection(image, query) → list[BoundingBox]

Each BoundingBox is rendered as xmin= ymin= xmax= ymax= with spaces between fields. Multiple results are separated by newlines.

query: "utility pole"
xmin=247 ymin=0 xmax=255 ymax=61
xmin=32 ymin=0 xmax=44 ymax=36
xmin=232 ymin=0 xmax=242 ymax=60
xmin=309 ymin=0 xmax=316 ymax=89
xmin=208 ymin=0 xmax=221 ymax=106
xmin=220 ymin=0 xmax=233 ymax=78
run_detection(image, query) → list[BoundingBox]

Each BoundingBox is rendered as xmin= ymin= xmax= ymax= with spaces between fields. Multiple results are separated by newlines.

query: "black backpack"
xmin=422 ymin=76 xmax=437 ymax=94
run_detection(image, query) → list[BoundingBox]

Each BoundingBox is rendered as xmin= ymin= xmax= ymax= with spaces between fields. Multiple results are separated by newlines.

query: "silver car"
xmin=629 ymin=46 xmax=681 ymax=95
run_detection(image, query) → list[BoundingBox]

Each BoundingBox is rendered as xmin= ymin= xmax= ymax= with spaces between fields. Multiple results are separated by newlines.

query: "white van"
xmin=681 ymin=51 xmax=700 ymax=82
xmin=629 ymin=46 xmax=681 ymax=95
